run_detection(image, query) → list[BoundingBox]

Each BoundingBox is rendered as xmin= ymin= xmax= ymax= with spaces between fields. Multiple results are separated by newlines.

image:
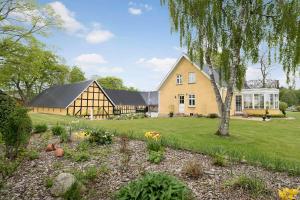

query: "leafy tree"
xmin=97 ymin=76 xmax=138 ymax=91
xmin=279 ymin=102 xmax=288 ymax=116
xmin=161 ymin=0 xmax=300 ymax=136
xmin=69 ymin=66 xmax=86 ymax=83
xmin=0 ymin=0 xmax=60 ymax=50
xmin=0 ymin=40 xmax=69 ymax=103
xmin=279 ymin=88 xmax=298 ymax=106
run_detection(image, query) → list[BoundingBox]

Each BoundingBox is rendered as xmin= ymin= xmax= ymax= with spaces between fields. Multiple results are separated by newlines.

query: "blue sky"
xmin=38 ymin=0 xmax=299 ymax=90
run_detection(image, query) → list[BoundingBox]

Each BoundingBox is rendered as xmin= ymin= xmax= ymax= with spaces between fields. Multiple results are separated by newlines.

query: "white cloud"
xmin=49 ymin=1 xmax=85 ymax=34
xmin=128 ymin=7 xmax=142 ymax=15
xmin=144 ymin=4 xmax=152 ymax=11
xmin=173 ymin=46 xmax=187 ymax=53
xmin=246 ymin=65 xmax=262 ymax=80
xmin=137 ymin=57 xmax=177 ymax=72
xmin=75 ymin=53 xmax=107 ymax=67
xmin=86 ymin=29 xmax=114 ymax=44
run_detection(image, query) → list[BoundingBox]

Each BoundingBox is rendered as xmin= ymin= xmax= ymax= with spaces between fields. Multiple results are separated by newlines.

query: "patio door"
xmin=178 ymin=95 xmax=185 ymax=113
xmin=235 ymin=95 xmax=242 ymax=113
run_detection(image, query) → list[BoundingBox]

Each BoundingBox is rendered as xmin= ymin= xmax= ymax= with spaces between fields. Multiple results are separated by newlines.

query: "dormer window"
xmin=176 ymin=74 xmax=182 ymax=85
xmin=188 ymin=72 xmax=196 ymax=84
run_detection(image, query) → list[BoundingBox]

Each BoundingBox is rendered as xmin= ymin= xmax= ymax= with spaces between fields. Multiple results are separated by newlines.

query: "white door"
xmin=178 ymin=95 xmax=185 ymax=113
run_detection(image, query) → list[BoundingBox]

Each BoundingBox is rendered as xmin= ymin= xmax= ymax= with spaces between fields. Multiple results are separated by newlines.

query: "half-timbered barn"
xmin=29 ymin=80 xmax=158 ymax=119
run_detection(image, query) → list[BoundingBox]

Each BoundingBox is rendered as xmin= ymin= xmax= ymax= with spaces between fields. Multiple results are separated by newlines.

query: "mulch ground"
xmin=0 ymin=134 xmax=299 ymax=200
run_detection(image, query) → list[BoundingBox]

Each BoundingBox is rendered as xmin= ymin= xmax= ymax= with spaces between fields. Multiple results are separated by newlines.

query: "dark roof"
xmin=139 ymin=91 xmax=158 ymax=106
xmin=29 ymin=80 xmax=94 ymax=108
xmin=103 ymin=89 xmax=147 ymax=106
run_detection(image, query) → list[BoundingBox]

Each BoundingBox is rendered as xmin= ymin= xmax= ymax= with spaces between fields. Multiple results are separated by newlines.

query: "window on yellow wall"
xmin=188 ymin=94 xmax=196 ymax=107
xmin=176 ymin=74 xmax=182 ymax=85
xmin=188 ymin=72 xmax=196 ymax=83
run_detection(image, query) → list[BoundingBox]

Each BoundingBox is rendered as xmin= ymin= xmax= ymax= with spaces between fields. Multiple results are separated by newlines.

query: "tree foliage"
xmin=0 ymin=39 xmax=69 ymax=103
xmin=0 ymin=0 xmax=60 ymax=48
xmin=97 ymin=76 xmax=138 ymax=91
xmin=161 ymin=0 xmax=300 ymax=136
xmin=68 ymin=66 xmax=86 ymax=83
xmin=279 ymin=87 xmax=300 ymax=106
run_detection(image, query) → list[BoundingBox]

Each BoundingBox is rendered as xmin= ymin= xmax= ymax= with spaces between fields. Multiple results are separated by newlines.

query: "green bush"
xmin=0 ymin=93 xmax=16 ymax=136
xmin=26 ymin=149 xmax=39 ymax=160
xmin=116 ymin=172 xmax=192 ymax=200
xmin=148 ymin=150 xmax=164 ymax=164
xmin=146 ymin=139 xmax=163 ymax=152
xmin=60 ymin=130 xmax=69 ymax=143
xmin=296 ymin=106 xmax=300 ymax=112
xmin=86 ymin=128 xmax=113 ymax=145
xmin=207 ymin=113 xmax=219 ymax=118
xmin=279 ymin=102 xmax=288 ymax=116
xmin=34 ymin=124 xmax=48 ymax=133
xmin=2 ymin=106 xmax=32 ymax=160
xmin=51 ymin=125 xmax=66 ymax=136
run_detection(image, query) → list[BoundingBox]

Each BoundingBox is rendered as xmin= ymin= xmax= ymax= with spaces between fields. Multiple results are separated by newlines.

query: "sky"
xmin=38 ymin=0 xmax=299 ymax=91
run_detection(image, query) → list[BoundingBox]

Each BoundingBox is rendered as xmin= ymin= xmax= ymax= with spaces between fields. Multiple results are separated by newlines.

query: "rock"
xmin=48 ymin=138 xmax=60 ymax=144
xmin=55 ymin=148 xmax=64 ymax=157
xmin=46 ymin=144 xmax=56 ymax=152
xmin=50 ymin=173 xmax=76 ymax=197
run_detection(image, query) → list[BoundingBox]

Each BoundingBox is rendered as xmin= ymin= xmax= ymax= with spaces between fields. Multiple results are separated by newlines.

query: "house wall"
xmin=30 ymin=107 xmax=67 ymax=115
xmin=159 ymin=57 xmax=232 ymax=116
xmin=67 ymin=82 xmax=114 ymax=119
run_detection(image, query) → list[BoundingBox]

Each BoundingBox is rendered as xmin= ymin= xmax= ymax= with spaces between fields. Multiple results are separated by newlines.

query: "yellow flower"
xmin=144 ymin=131 xmax=161 ymax=140
xmin=278 ymin=187 xmax=300 ymax=200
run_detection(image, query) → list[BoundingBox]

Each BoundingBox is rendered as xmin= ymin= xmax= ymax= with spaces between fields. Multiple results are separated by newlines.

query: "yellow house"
xmin=158 ymin=55 xmax=281 ymax=117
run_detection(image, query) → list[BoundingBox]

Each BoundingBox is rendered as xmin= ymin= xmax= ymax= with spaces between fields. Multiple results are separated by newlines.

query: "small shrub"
xmin=51 ymin=125 xmax=66 ymax=136
xmin=169 ymin=112 xmax=174 ymax=117
xmin=44 ymin=177 xmax=53 ymax=188
xmin=296 ymin=106 xmax=300 ymax=112
xmin=0 ymin=157 xmax=20 ymax=178
xmin=2 ymin=106 xmax=32 ymax=160
xmin=76 ymin=140 xmax=90 ymax=151
xmin=73 ymin=151 xmax=90 ymax=162
xmin=227 ymin=175 xmax=269 ymax=196
xmin=34 ymin=124 xmax=48 ymax=133
xmin=115 ymin=172 xmax=192 ymax=200
xmin=26 ymin=149 xmax=39 ymax=160
xmin=182 ymin=160 xmax=203 ymax=178
xmin=279 ymin=102 xmax=288 ymax=116
xmin=86 ymin=128 xmax=113 ymax=145
xmin=148 ymin=150 xmax=164 ymax=164
xmin=119 ymin=135 xmax=129 ymax=153
xmin=60 ymin=131 xmax=69 ymax=143
xmin=145 ymin=131 xmax=163 ymax=152
xmin=207 ymin=113 xmax=219 ymax=118
xmin=213 ymin=153 xmax=228 ymax=167
xmin=62 ymin=181 xmax=82 ymax=200
xmin=73 ymin=166 xmax=101 ymax=184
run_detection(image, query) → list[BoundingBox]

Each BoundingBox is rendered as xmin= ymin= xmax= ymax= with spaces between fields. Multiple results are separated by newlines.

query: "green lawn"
xmin=30 ymin=112 xmax=300 ymax=174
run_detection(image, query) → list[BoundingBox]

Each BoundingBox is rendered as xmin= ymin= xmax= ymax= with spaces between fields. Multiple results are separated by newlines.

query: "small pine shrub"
xmin=148 ymin=150 xmax=164 ymax=164
xmin=227 ymin=175 xmax=269 ymax=196
xmin=86 ymin=128 xmax=113 ymax=145
xmin=51 ymin=125 xmax=66 ymax=136
xmin=34 ymin=124 xmax=48 ymax=133
xmin=207 ymin=113 xmax=219 ymax=118
xmin=115 ymin=172 xmax=193 ymax=200
xmin=182 ymin=160 xmax=203 ymax=178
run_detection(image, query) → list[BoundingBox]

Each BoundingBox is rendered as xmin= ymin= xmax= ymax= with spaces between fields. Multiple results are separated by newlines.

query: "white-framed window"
xmin=179 ymin=95 xmax=184 ymax=104
xmin=243 ymin=94 xmax=253 ymax=109
xmin=269 ymin=94 xmax=274 ymax=109
xmin=188 ymin=72 xmax=196 ymax=84
xmin=254 ymin=94 xmax=264 ymax=109
xmin=188 ymin=94 xmax=196 ymax=107
xmin=176 ymin=74 xmax=182 ymax=85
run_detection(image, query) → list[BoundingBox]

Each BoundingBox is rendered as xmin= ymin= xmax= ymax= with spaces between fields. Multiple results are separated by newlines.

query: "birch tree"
xmin=161 ymin=0 xmax=300 ymax=136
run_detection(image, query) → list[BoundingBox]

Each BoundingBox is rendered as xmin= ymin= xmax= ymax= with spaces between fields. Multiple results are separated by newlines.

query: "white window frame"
xmin=188 ymin=94 xmax=196 ymax=107
xmin=188 ymin=72 xmax=196 ymax=84
xmin=176 ymin=74 xmax=182 ymax=85
xmin=243 ymin=94 xmax=253 ymax=109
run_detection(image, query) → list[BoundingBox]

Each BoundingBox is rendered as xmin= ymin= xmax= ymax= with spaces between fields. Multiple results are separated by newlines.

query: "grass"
xmin=226 ymin=175 xmax=270 ymax=197
xmin=30 ymin=112 xmax=300 ymax=174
